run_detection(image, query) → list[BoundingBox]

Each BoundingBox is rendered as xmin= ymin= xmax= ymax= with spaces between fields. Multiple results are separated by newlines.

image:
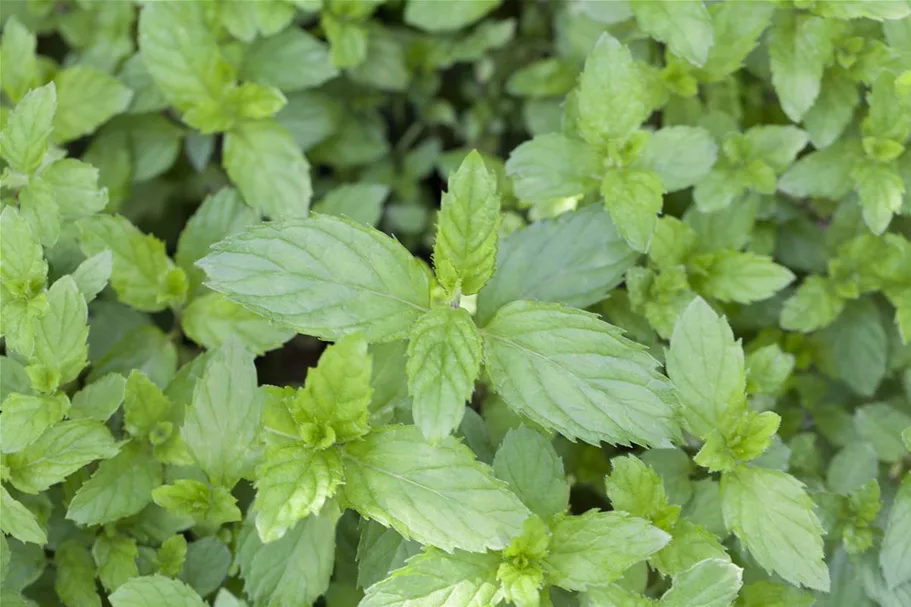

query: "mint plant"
xmin=2 ymin=1 xmax=911 ymax=606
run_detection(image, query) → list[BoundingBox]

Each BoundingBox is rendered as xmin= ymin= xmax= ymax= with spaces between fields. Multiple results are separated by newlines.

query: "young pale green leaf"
xmin=606 ymin=455 xmax=678 ymax=529
xmin=601 ymin=168 xmax=664 ymax=254
xmin=736 ymin=581 xmax=816 ymax=607
xmin=0 ymin=485 xmax=47 ymax=545
xmin=404 ymin=0 xmax=501 ymax=32
xmin=198 ymin=214 xmax=431 ymax=342
xmin=70 ymin=373 xmax=126 ymax=422
xmin=697 ymin=1 xmax=774 ymax=81
xmin=182 ymin=339 xmax=262 ymax=488
xmin=158 ymin=536 xmax=188 ymax=578
xmin=28 ymin=277 xmax=89 ymax=391
xmin=341 ymin=425 xmax=530 ymax=552
xmin=94 ymin=534 xmax=139 ymax=593
xmin=66 ymin=441 xmax=162 ymax=526
xmin=505 ymin=134 xmax=601 ymax=205
xmin=109 ymin=575 xmax=206 ymax=607
xmin=253 ymin=444 xmax=344 ymax=543
xmin=544 ymin=511 xmax=670 ymax=590
xmin=780 ymin=275 xmax=846 ymax=333
xmin=138 ymin=2 xmax=234 ymax=111
xmin=39 ymin=158 xmax=109 ymax=220
xmin=55 ymin=540 xmax=102 ymax=607
xmin=18 ymin=179 xmax=60 ymax=248
xmin=630 ymin=0 xmax=714 ymax=67
xmin=743 ymin=125 xmax=809 ymax=174
xmin=768 ymin=12 xmax=838 ymax=122
xmin=483 ymin=300 xmax=680 ymax=447
xmin=52 ymin=66 xmax=133 ymax=143
xmin=360 ymin=549 xmax=501 ymax=607
xmin=0 ymin=17 xmax=39 ymax=104
xmin=151 ymin=480 xmax=241 ymax=529
xmin=433 ymin=150 xmax=501 ymax=295
xmin=881 ymin=474 xmax=911 ymax=589
xmin=666 ymin=297 xmax=744 ymax=438
xmin=5 ymin=420 xmax=119 ymax=494
xmin=124 ymin=370 xmax=172 ymax=441
xmin=0 ymin=206 xmax=46 ymax=302
xmin=745 ymin=344 xmax=795 ymax=396
xmin=634 ymin=126 xmax=718 ymax=192
xmin=313 ymin=183 xmax=389 ymax=227
xmin=181 ymin=292 xmax=294 ymax=356
xmin=406 ymin=307 xmax=482 ymax=442
xmin=237 ymin=506 xmax=341 ymax=606
xmin=79 ymin=214 xmax=186 ymax=312
xmin=223 ymin=119 xmax=312 ymax=218
xmin=0 ymin=83 xmax=56 ymax=175
xmin=814 ymin=0 xmax=911 ymax=20
xmin=576 ymin=34 xmax=649 ymax=146
xmin=721 ymin=466 xmax=829 ymax=591
xmin=854 ymin=160 xmax=904 ymax=235
xmin=493 ymin=426 xmax=569 ymax=521
xmin=691 ymin=251 xmax=795 ymax=304
xmin=692 ymin=165 xmax=746 ymax=213
xmin=0 ymin=392 xmax=69 ymax=454
xmin=71 ymin=250 xmax=113 ymax=304
xmin=476 ymin=205 xmax=637 ymax=326
xmin=357 ymin=521 xmax=422 ymax=590
xmin=660 ymin=559 xmax=742 ymax=607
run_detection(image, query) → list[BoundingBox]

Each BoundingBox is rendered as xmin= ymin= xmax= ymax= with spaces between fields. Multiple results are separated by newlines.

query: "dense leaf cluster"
xmin=1 ymin=1 xmax=911 ymax=606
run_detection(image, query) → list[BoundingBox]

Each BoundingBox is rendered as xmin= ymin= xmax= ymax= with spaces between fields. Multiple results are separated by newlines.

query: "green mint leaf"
xmin=69 ymin=373 xmax=126 ymax=422
xmin=855 ymin=403 xmax=911 ymax=463
xmin=5 ymin=420 xmax=119 ymax=494
xmin=312 ymin=183 xmax=389 ymax=228
xmin=506 ymin=58 xmax=577 ymax=99
xmin=601 ymin=168 xmax=664 ymax=254
xmin=606 ymin=455 xmax=679 ymax=530
xmin=493 ymin=426 xmax=570 ymax=521
xmin=124 ymin=370 xmax=173 ymax=441
xmin=743 ymin=125 xmax=809 ymax=174
xmin=505 ymin=134 xmax=601 ymax=204
xmin=138 ymin=2 xmax=234 ymax=111
xmin=745 ymin=344 xmax=795 ymax=396
xmin=721 ymin=466 xmax=829 ymax=591
xmin=853 ymin=160 xmax=905 ymax=235
xmin=667 ymin=297 xmax=745 ymax=439
xmin=52 ymin=66 xmax=133 ymax=143
xmin=359 ymin=549 xmax=501 ymax=607
xmin=55 ymin=540 xmax=102 ymax=607
xmin=690 ymin=250 xmax=795 ymax=304
xmin=119 ymin=53 xmax=169 ymax=115
xmin=158 ymin=535 xmax=188 ymax=578
xmin=253 ymin=445 xmax=344 ymax=543
xmin=651 ymin=519 xmax=729 ymax=578
xmin=0 ymin=392 xmax=69 ymax=454
xmin=697 ymin=1 xmax=774 ymax=81
xmin=223 ymin=119 xmax=312 ymax=218
xmin=181 ymin=292 xmax=294 ymax=356
xmin=93 ymin=533 xmax=139 ymax=593
xmin=322 ymin=14 xmax=368 ymax=69
xmin=736 ymin=580 xmax=816 ymax=607
xmin=0 ymin=83 xmax=56 ymax=175
xmin=768 ymin=12 xmax=838 ymax=122
xmin=66 ymin=441 xmax=162 ymax=526
xmin=483 ymin=300 xmax=680 ymax=447
xmin=237 ymin=506 xmax=341 ymax=606
xmin=814 ymin=0 xmax=911 ymax=20
xmin=240 ymin=28 xmax=338 ymax=93
xmin=630 ymin=0 xmax=714 ymax=67
xmin=109 ymin=574 xmax=206 ymax=607
xmin=0 ymin=485 xmax=47 ymax=545
xmin=476 ymin=205 xmax=637 ymax=326
xmin=407 ymin=307 xmax=482 ymax=442
xmin=79 ymin=214 xmax=187 ymax=312
xmin=880 ymin=474 xmax=911 ymax=589
xmin=18 ymin=179 xmax=61 ymax=248
xmin=803 ymin=69 xmax=861 ymax=148
xmin=576 ymin=34 xmax=649 ymax=147
xmin=0 ymin=17 xmax=39 ymax=104
xmin=694 ymin=410 xmax=781 ymax=472
xmin=181 ymin=340 xmax=262 ymax=488
xmin=28 ymin=277 xmax=89 ymax=391
xmin=780 ymin=275 xmax=846 ymax=333
xmin=827 ymin=441 xmax=879 ymax=495
xmin=815 ymin=298 xmax=888 ymax=397
xmin=634 ymin=126 xmax=718 ymax=192
xmin=356 ymin=521 xmax=421 ymax=590
xmin=39 ymin=158 xmax=109 ymax=220
xmin=199 ymin=214 xmax=431 ymax=342
xmin=544 ymin=511 xmax=670 ymax=590
xmin=341 ymin=425 xmax=530 ymax=552
xmin=71 ymin=250 xmax=113 ymax=304
xmin=433 ymin=150 xmax=501 ymax=295
xmin=404 ymin=0 xmax=502 ymax=33
xmin=0 ymin=206 xmax=46 ymax=304
xmin=151 ymin=479 xmax=241 ymax=529
xmin=180 ymin=537 xmax=233 ymax=597
xmin=661 ymin=559 xmax=742 ymax=607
